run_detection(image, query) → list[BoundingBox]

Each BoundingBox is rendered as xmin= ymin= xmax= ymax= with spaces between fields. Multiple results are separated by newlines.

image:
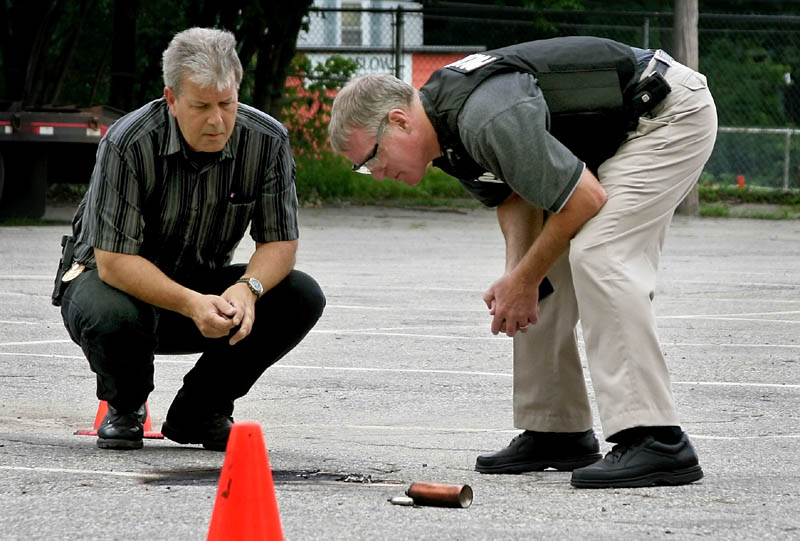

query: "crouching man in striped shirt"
xmin=55 ymin=27 xmax=325 ymax=451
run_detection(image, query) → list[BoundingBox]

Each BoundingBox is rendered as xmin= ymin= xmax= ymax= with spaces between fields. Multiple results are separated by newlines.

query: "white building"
xmin=296 ymin=1 xmax=484 ymax=87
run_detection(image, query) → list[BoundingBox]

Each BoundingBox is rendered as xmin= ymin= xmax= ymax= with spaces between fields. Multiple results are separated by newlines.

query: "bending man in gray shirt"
xmin=328 ymin=36 xmax=717 ymax=489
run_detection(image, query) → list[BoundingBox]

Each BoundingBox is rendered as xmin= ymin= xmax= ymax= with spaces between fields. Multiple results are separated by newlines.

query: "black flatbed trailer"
xmin=0 ymin=105 xmax=122 ymax=218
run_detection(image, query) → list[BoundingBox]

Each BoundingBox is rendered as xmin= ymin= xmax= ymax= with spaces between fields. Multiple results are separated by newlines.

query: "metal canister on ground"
xmin=405 ymin=482 xmax=473 ymax=508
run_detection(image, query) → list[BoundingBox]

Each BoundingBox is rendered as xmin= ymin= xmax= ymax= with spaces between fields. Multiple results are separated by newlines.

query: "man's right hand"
xmin=188 ymin=294 xmax=240 ymax=338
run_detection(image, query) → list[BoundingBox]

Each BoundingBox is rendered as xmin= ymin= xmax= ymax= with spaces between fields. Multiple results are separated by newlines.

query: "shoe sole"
xmin=570 ymin=465 xmax=704 ymax=488
xmin=475 ymin=453 xmax=602 ymax=474
xmin=97 ymin=438 xmax=143 ymax=450
xmin=161 ymin=422 xmax=227 ymax=452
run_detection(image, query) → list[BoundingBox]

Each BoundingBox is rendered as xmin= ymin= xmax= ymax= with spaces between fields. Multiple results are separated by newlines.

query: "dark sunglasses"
xmin=352 ymin=117 xmax=388 ymax=174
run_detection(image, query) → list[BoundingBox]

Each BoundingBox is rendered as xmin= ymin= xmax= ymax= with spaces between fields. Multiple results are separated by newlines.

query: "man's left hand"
xmin=222 ymin=282 xmax=258 ymax=345
xmin=483 ymin=271 xmax=540 ymax=337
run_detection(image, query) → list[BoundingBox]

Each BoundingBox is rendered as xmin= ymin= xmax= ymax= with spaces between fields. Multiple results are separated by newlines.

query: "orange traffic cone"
xmin=74 ymin=400 xmax=164 ymax=439
xmin=207 ymin=422 xmax=283 ymax=541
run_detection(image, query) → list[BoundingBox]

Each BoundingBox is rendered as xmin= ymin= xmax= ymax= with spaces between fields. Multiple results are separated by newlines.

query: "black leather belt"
xmin=652 ymin=49 xmax=673 ymax=76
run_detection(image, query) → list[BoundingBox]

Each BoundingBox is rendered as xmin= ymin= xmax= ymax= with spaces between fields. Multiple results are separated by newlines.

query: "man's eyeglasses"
xmin=352 ymin=117 xmax=388 ymax=174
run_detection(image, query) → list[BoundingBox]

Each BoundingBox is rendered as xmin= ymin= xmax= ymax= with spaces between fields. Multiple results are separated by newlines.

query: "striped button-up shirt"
xmin=71 ymin=98 xmax=298 ymax=280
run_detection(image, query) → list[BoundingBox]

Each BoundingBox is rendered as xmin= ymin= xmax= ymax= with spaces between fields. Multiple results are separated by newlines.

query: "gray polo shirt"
xmin=458 ymin=71 xmax=584 ymax=212
xmin=71 ymin=98 xmax=298 ymax=280
xmin=456 ymin=47 xmax=654 ymax=212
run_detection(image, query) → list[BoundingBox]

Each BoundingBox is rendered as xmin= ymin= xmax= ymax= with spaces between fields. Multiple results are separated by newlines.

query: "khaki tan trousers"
xmin=513 ymin=57 xmax=718 ymax=439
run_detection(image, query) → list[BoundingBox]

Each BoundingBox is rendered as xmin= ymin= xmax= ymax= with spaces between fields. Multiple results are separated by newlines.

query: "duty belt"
xmin=652 ymin=49 xmax=673 ymax=76
xmin=628 ymin=49 xmax=673 ymax=119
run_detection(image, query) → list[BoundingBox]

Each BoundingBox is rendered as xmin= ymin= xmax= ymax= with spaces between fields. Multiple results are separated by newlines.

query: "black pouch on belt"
xmin=628 ymin=70 xmax=671 ymax=119
xmin=51 ymin=235 xmax=76 ymax=306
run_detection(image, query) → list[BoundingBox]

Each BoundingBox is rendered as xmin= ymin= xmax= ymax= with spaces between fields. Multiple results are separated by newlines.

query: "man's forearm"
xmin=243 ymin=240 xmax=298 ymax=292
xmin=94 ymin=249 xmax=197 ymax=317
xmin=497 ymin=194 xmax=543 ymax=273
xmin=512 ymin=169 xmax=608 ymax=284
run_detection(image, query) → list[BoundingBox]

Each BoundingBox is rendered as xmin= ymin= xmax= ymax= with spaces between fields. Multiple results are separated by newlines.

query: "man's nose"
xmin=369 ymin=163 xmax=387 ymax=181
xmin=207 ymin=107 xmax=223 ymax=125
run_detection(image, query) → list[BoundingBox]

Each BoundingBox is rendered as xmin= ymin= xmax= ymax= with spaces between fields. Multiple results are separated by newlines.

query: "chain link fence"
xmin=294 ymin=3 xmax=800 ymax=190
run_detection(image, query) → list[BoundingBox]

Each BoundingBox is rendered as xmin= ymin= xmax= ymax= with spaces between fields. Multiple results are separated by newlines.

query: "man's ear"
xmin=387 ymin=108 xmax=410 ymax=132
xmin=164 ymin=87 xmax=177 ymax=115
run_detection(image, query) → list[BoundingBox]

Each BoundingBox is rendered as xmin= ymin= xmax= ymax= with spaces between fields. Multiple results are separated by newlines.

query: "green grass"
xmin=298 ymin=157 xmax=800 ymax=213
xmin=697 ymin=183 xmax=800 ymax=219
xmin=294 ymin=152 xmax=476 ymax=207
xmin=699 ymin=203 xmax=731 ymax=217
xmin=708 ymin=205 xmax=800 ymax=219
xmin=698 ymin=182 xmax=800 ymax=205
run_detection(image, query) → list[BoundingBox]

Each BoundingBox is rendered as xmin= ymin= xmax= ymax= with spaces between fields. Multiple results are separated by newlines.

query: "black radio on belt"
xmin=629 ymin=71 xmax=671 ymax=118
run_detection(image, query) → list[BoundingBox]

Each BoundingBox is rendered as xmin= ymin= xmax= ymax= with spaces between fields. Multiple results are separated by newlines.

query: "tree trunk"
xmin=22 ymin=0 xmax=64 ymax=106
xmin=673 ymin=0 xmax=700 ymax=216
xmin=252 ymin=0 xmax=312 ymax=120
xmin=50 ymin=0 xmax=97 ymax=105
xmin=109 ymin=0 xmax=139 ymax=112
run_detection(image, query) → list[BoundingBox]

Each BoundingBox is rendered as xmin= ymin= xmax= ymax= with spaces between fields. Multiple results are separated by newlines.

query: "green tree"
xmin=0 ymin=0 xmax=314 ymax=117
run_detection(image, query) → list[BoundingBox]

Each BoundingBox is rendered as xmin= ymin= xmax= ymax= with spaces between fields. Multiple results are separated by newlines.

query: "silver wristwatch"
xmin=236 ymin=277 xmax=264 ymax=299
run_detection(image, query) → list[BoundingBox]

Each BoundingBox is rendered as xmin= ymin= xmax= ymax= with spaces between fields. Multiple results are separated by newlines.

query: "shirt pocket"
xmin=216 ymin=199 xmax=256 ymax=262
xmin=678 ymin=71 xmax=708 ymax=91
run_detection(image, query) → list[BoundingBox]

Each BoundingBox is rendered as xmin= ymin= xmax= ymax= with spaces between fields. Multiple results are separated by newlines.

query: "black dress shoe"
xmin=161 ymin=412 xmax=233 ymax=451
xmin=570 ymin=431 xmax=703 ymax=488
xmin=475 ymin=429 xmax=602 ymax=474
xmin=97 ymin=404 xmax=146 ymax=450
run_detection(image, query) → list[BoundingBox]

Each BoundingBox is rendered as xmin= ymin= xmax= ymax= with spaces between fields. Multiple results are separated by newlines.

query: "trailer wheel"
xmin=0 ymin=145 xmax=47 ymax=219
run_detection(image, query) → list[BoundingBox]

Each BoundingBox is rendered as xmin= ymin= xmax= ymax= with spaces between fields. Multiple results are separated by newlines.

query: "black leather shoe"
xmin=96 ymin=404 xmax=146 ymax=450
xmin=161 ymin=413 xmax=233 ymax=451
xmin=570 ymin=431 xmax=703 ymax=488
xmin=475 ymin=429 xmax=602 ymax=474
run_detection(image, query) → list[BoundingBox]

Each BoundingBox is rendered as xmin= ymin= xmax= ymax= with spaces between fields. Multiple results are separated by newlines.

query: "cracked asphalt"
xmin=1 ymin=205 xmax=798 ymax=540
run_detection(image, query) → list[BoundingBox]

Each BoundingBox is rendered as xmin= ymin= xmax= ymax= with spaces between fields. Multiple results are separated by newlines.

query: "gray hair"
xmin=329 ymin=73 xmax=416 ymax=153
xmin=162 ymin=27 xmax=243 ymax=97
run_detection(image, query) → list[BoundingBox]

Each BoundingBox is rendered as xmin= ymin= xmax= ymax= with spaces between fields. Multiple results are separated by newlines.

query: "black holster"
xmin=51 ymin=235 xmax=75 ymax=306
xmin=627 ymin=71 xmax=672 ymax=121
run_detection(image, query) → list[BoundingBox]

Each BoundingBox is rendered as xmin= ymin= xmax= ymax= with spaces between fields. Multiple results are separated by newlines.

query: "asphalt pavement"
xmin=1 ymin=205 xmax=798 ymax=540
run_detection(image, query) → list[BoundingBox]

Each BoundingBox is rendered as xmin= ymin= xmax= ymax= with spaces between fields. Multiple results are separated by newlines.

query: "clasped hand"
xmin=483 ymin=271 xmax=540 ymax=337
xmin=188 ymin=284 xmax=256 ymax=346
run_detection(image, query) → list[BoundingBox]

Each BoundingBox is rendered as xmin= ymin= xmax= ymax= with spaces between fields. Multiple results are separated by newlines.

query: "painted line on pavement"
xmin=690 ymin=434 xmax=800 ymax=440
xmin=3 ymin=330 xmax=800 ymax=348
xmin=166 ymin=360 xmax=800 ymax=389
xmin=662 ymin=309 xmax=800 ymax=318
xmin=1 ymin=352 xmax=799 ymax=389
xmin=265 ymin=423 xmax=800 ymax=439
xmin=0 ymin=465 xmax=163 ymax=480
xmin=0 ymin=339 xmax=73 ymax=346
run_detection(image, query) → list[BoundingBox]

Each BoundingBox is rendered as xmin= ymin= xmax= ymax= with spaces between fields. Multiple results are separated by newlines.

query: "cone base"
xmin=75 ymin=400 xmax=162 ymax=439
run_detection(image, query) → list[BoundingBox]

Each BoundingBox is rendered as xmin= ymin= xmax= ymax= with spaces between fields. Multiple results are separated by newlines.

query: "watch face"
xmin=248 ymin=278 xmax=263 ymax=296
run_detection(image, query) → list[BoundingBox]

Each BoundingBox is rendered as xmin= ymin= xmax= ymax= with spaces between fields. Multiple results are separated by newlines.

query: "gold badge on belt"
xmin=62 ymin=262 xmax=85 ymax=282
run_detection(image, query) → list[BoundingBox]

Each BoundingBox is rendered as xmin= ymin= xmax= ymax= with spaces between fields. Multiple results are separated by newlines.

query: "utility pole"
xmin=673 ymin=0 xmax=701 ymax=215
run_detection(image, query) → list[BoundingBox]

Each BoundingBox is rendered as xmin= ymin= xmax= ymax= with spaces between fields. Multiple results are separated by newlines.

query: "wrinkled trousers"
xmin=513 ymin=57 xmax=718 ymax=439
xmin=60 ymin=265 xmax=325 ymax=416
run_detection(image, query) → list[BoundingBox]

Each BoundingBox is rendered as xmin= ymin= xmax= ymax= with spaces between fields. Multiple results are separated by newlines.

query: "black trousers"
xmin=60 ymin=265 xmax=325 ymax=417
